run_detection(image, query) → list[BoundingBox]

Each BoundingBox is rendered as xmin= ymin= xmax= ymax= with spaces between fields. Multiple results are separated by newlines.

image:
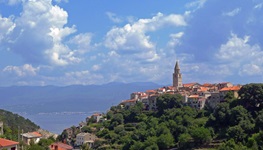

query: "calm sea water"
xmin=0 ymin=101 xmax=114 ymax=134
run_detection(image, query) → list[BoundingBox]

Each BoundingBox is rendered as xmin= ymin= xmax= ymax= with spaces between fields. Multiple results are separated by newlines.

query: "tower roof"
xmin=175 ymin=61 xmax=180 ymax=70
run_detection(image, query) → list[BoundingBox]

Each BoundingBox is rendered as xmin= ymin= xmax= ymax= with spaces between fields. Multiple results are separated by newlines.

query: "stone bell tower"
xmin=173 ymin=61 xmax=182 ymax=89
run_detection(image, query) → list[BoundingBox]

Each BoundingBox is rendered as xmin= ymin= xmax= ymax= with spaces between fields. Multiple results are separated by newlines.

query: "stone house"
xmin=76 ymin=132 xmax=97 ymax=148
xmin=21 ymin=132 xmax=42 ymax=145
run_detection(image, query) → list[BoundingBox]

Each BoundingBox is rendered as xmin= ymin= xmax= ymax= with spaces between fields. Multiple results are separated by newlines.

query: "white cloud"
xmin=216 ymin=33 xmax=261 ymax=61
xmin=167 ymin=32 xmax=184 ymax=48
xmin=216 ymin=33 xmax=263 ymax=76
xmin=106 ymin=12 xmax=122 ymax=23
xmin=185 ymin=0 xmax=207 ymax=10
xmin=0 ymin=15 xmax=16 ymax=42
xmin=239 ymin=64 xmax=262 ymax=76
xmin=3 ymin=64 xmax=39 ymax=77
xmin=0 ymin=0 xmax=84 ymax=66
xmin=104 ymin=12 xmax=186 ymax=62
xmin=223 ymin=8 xmax=241 ymax=17
xmin=68 ymin=33 xmax=93 ymax=53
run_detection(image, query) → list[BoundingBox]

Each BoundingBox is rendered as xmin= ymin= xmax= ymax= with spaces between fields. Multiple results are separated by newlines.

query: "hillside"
xmin=58 ymin=83 xmax=263 ymax=150
xmin=0 ymin=109 xmax=39 ymax=140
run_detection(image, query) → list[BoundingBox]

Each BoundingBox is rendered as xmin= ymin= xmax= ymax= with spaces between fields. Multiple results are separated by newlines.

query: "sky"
xmin=0 ymin=0 xmax=263 ymax=86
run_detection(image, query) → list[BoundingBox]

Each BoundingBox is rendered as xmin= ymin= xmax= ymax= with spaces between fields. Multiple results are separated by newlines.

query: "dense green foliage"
xmin=0 ymin=109 xmax=39 ymax=141
xmin=57 ymin=83 xmax=263 ymax=150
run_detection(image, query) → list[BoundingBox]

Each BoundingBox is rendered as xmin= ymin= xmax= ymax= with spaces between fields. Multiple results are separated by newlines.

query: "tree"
xmin=38 ymin=138 xmax=54 ymax=150
xmin=206 ymin=103 xmax=230 ymax=131
xmin=227 ymin=125 xmax=246 ymax=143
xmin=238 ymin=83 xmax=263 ymax=112
xmin=218 ymin=139 xmax=247 ymax=150
xmin=178 ymin=133 xmax=192 ymax=149
xmin=157 ymin=133 xmax=174 ymax=149
xmin=156 ymin=94 xmax=183 ymax=114
xmin=27 ymin=144 xmax=45 ymax=150
xmin=81 ymin=126 xmax=92 ymax=133
xmin=190 ymin=127 xmax=212 ymax=145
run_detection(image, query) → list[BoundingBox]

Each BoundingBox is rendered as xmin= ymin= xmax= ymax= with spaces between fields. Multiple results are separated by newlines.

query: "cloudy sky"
xmin=0 ymin=0 xmax=263 ymax=86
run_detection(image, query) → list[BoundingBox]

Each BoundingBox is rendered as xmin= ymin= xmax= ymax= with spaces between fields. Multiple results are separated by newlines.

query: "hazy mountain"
xmin=0 ymin=82 xmax=162 ymax=114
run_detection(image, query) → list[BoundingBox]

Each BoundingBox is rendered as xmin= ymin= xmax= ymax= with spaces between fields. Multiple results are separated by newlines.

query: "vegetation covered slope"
xmin=0 ymin=109 xmax=39 ymax=140
xmin=59 ymin=83 xmax=263 ymax=150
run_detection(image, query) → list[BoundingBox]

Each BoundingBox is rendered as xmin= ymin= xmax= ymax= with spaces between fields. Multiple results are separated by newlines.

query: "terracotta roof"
xmin=199 ymin=87 xmax=208 ymax=92
xmin=202 ymin=83 xmax=213 ymax=87
xmin=50 ymin=142 xmax=73 ymax=150
xmin=220 ymin=86 xmax=241 ymax=92
xmin=146 ymin=90 xmax=156 ymax=93
xmin=183 ymin=83 xmax=198 ymax=87
xmin=167 ymin=86 xmax=175 ymax=90
xmin=122 ymin=99 xmax=137 ymax=103
xmin=22 ymin=132 xmax=42 ymax=138
xmin=0 ymin=138 xmax=19 ymax=147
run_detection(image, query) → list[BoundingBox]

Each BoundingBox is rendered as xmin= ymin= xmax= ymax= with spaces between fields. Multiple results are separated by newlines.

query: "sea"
xmin=0 ymin=101 xmax=114 ymax=134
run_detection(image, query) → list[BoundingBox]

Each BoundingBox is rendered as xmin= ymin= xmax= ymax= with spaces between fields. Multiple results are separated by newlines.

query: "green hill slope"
xmin=0 ymin=109 xmax=39 ymax=140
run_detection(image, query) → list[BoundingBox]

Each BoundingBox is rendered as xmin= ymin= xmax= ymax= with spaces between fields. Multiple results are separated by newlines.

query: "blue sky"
xmin=0 ymin=0 xmax=263 ymax=86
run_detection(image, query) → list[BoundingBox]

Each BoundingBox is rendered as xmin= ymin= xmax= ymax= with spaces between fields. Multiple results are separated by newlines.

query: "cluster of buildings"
xmin=0 ymin=131 xmax=73 ymax=150
xmin=120 ymin=61 xmax=241 ymax=110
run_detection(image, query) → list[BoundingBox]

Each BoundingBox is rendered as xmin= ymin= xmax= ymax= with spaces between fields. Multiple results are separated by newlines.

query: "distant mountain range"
xmin=0 ymin=82 xmax=162 ymax=114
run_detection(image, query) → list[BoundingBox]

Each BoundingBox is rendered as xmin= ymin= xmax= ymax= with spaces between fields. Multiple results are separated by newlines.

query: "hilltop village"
xmin=120 ymin=61 xmax=241 ymax=111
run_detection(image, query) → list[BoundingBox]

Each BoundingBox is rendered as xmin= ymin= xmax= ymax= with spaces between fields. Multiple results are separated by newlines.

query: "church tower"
xmin=173 ymin=61 xmax=183 ymax=89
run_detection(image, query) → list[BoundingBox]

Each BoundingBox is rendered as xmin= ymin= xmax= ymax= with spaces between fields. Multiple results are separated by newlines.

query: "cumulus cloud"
xmin=104 ymin=12 xmax=186 ymax=62
xmin=216 ymin=33 xmax=261 ymax=61
xmin=3 ymin=64 xmax=39 ymax=77
xmin=0 ymin=0 xmax=89 ymax=66
xmin=215 ymin=33 xmax=263 ymax=76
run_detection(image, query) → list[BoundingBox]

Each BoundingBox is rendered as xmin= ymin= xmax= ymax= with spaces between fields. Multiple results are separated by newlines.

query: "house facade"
xmin=76 ymin=132 xmax=97 ymax=147
xmin=21 ymin=132 xmax=42 ymax=145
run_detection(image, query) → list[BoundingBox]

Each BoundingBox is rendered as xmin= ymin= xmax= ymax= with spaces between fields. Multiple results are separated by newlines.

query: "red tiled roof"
xmin=199 ymin=87 xmax=208 ymax=92
xmin=146 ymin=90 xmax=156 ymax=93
xmin=122 ymin=99 xmax=137 ymax=103
xmin=22 ymin=132 xmax=42 ymax=138
xmin=32 ymin=132 xmax=42 ymax=137
xmin=0 ymin=138 xmax=19 ymax=147
xmin=220 ymin=86 xmax=241 ymax=92
xmin=50 ymin=142 xmax=73 ymax=150
xmin=183 ymin=83 xmax=198 ymax=87
xmin=202 ymin=83 xmax=213 ymax=87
